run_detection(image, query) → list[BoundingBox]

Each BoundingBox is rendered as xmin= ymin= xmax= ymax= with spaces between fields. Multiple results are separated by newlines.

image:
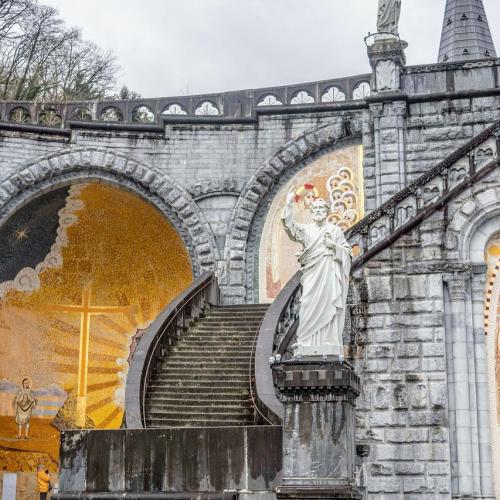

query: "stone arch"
xmin=223 ymin=118 xmax=362 ymax=303
xmin=444 ymin=183 xmax=500 ymax=497
xmin=0 ymin=147 xmax=218 ymax=275
xmin=446 ymin=183 xmax=500 ymax=262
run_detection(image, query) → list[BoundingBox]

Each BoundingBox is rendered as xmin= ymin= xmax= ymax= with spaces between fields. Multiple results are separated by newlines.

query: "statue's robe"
xmin=13 ymin=389 xmax=36 ymax=425
xmin=377 ymin=0 xmax=401 ymax=34
xmin=281 ymin=205 xmax=351 ymax=357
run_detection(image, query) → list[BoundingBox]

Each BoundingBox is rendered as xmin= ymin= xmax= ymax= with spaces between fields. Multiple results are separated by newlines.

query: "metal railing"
xmin=347 ymin=120 xmax=500 ymax=270
xmin=124 ymin=272 xmax=220 ymax=428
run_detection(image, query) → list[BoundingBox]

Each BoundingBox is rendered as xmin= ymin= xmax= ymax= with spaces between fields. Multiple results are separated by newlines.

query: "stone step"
xmin=153 ymin=370 xmax=249 ymax=376
xmin=180 ymin=335 xmax=256 ymax=341
xmin=145 ymin=419 xmax=254 ymax=428
xmin=190 ymin=321 xmax=262 ymax=327
xmin=214 ymin=304 xmax=271 ymax=311
xmin=146 ymin=408 xmax=253 ymax=418
xmin=205 ymin=314 xmax=266 ymax=321
xmin=147 ymin=394 xmax=250 ymax=403
xmin=158 ymin=359 xmax=249 ymax=367
xmin=148 ymin=384 xmax=249 ymax=397
xmin=170 ymin=345 xmax=253 ymax=352
xmin=155 ymin=368 xmax=249 ymax=375
xmin=154 ymin=364 xmax=249 ymax=371
xmin=151 ymin=374 xmax=248 ymax=382
xmin=189 ymin=328 xmax=259 ymax=333
xmin=164 ymin=353 xmax=251 ymax=360
xmin=148 ymin=380 xmax=247 ymax=388
xmin=146 ymin=402 xmax=252 ymax=412
xmin=144 ymin=304 xmax=268 ymax=426
xmin=167 ymin=351 xmax=252 ymax=358
xmin=178 ymin=339 xmax=254 ymax=346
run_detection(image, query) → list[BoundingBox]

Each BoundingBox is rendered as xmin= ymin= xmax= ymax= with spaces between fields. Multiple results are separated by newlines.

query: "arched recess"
xmin=445 ymin=183 xmax=500 ymax=498
xmin=0 ymin=147 xmax=218 ymax=274
xmin=223 ymin=117 xmax=362 ymax=303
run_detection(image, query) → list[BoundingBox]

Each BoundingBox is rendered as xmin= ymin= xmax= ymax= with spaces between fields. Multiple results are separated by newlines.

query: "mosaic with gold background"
xmin=0 ymin=182 xmax=193 ymax=472
xmin=259 ymin=145 xmax=364 ymax=302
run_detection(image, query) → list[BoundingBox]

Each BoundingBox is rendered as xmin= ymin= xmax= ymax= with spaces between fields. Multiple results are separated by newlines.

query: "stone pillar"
xmin=367 ymin=37 xmax=409 ymax=204
xmin=272 ymin=361 xmax=361 ymax=499
xmin=444 ymin=274 xmax=474 ymax=496
xmin=471 ymin=265 xmax=495 ymax=497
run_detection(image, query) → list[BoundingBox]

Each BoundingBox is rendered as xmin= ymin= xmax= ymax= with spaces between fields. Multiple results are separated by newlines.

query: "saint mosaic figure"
xmin=281 ymin=189 xmax=352 ymax=359
xmin=377 ymin=0 xmax=401 ymax=34
xmin=13 ymin=378 xmax=36 ymax=439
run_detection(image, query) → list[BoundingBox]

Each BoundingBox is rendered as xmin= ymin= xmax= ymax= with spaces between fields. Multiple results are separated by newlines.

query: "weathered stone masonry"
xmin=1 ymin=57 xmax=500 ymax=498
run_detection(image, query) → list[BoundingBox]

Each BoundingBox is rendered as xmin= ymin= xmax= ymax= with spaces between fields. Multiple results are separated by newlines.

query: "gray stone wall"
xmin=0 ymin=58 xmax=499 ymax=498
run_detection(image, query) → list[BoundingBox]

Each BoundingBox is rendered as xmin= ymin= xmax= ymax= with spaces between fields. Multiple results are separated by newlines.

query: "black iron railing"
xmin=125 ymin=272 xmax=220 ymax=428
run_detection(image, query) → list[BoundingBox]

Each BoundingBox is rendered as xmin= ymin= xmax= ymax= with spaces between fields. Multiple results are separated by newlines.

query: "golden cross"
xmin=42 ymin=286 xmax=138 ymax=427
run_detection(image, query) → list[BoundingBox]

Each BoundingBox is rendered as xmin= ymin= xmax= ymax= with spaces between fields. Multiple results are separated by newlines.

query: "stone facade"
xmin=0 ymin=42 xmax=500 ymax=500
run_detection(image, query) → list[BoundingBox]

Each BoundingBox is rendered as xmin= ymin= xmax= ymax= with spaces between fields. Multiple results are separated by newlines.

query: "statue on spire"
xmin=377 ymin=0 xmax=401 ymax=35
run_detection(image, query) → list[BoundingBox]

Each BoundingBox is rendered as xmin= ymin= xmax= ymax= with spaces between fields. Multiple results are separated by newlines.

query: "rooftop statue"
xmin=281 ymin=191 xmax=352 ymax=359
xmin=377 ymin=0 xmax=401 ymax=35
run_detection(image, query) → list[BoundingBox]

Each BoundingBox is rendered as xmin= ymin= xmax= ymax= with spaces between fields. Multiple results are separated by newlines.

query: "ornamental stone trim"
xmin=0 ymin=147 xmax=218 ymax=275
xmin=443 ymin=275 xmax=468 ymax=302
xmin=445 ymin=183 xmax=500 ymax=262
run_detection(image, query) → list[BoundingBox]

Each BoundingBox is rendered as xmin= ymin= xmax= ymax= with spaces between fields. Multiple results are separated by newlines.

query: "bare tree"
xmin=0 ymin=0 xmax=121 ymax=101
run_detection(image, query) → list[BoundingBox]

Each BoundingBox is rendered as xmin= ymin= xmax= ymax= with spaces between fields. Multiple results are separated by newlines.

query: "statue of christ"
xmin=281 ymin=190 xmax=352 ymax=359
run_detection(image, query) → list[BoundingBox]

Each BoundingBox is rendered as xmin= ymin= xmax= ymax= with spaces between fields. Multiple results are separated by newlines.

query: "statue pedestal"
xmin=272 ymin=361 xmax=361 ymax=500
xmin=367 ymin=37 xmax=407 ymax=92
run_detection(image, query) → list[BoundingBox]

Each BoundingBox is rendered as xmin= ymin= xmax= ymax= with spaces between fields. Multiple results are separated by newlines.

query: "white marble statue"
xmin=281 ymin=191 xmax=352 ymax=359
xmin=377 ymin=0 xmax=401 ymax=35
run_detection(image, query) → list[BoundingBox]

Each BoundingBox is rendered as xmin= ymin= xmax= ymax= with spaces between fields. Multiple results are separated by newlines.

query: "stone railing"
xmin=125 ymin=272 xmax=220 ymax=428
xmin=0 ymin=73 xmax=371 ymax=128
xmin=254 ymin=271 xmax=302 ymax=424
xmin=347 ymin=120 xmax=500 ymax=270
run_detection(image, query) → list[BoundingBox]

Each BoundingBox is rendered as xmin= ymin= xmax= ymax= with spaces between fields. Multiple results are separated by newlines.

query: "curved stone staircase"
xmin=145 ymin=304 xmax=268 ymax=427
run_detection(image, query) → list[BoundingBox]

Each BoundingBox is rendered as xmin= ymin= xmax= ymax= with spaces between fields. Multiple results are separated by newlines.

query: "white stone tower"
xmin=438 ymin=0 xmax=497 ymax=62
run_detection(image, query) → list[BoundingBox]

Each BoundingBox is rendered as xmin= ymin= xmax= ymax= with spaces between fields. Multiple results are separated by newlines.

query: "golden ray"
xmin=86 ymin=396 xmax=114 ymax=414
xmin=86 ymin=380 xmax=119 ymax=393
xmin=97 ymin=407 xmax=122 ymax=429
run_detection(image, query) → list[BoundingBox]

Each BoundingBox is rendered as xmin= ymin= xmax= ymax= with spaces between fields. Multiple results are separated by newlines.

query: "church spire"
xmin=438 ymin=0 xmax=497 ymax=63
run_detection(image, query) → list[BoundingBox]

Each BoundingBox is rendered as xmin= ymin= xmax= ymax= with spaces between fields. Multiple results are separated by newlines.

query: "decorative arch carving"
xmin=0 ymin=148 xmax=218 ymax=275
xmin=446 ymin=183 xmax=500 ymax=262
xmin=223 ymin=117 xmax=362 ymax=302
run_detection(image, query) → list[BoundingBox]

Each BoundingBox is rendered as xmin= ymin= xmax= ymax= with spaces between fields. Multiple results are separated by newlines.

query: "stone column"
xmin=272 ymin=360 xmax=361 ymax=499
xmin=367 ymin=37 xmax=409 ymax=204
xmin=444 ymin=274 xmax=474 ymax=496
xmin=471 ymin=265 xmax=495 ymax=497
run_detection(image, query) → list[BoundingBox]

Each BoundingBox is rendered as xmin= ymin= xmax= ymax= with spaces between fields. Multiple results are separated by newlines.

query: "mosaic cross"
xmin=42 ymin=287 xmax=138 ymax=427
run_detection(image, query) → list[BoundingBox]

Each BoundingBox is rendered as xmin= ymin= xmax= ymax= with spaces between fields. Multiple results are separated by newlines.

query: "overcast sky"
xmin=42 ymin=0 xmax=500 ymax=98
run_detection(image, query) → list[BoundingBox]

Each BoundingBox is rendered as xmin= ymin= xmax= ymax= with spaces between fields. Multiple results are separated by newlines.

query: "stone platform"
xmin=52 ymin=426 xmax=282 ymax=499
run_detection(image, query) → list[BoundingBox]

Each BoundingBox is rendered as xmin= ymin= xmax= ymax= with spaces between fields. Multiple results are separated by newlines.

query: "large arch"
xmin=223 ymin=117 xmax=363 ymax=303
xmin=444 ymin=183 xmax=500 ymax=498
xmin=0 ymin=147 xmax=218 ymax=274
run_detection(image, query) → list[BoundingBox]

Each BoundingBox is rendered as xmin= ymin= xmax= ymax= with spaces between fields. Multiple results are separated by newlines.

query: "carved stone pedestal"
xmin=272 ymin=361 xmax=361 ymax=500
xmin=367 ymin=37 xmax=407 ymax=92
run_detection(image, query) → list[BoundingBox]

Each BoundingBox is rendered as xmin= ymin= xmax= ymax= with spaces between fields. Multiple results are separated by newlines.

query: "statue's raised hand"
xmin=286 ymin=187 xmax=296 ymax=206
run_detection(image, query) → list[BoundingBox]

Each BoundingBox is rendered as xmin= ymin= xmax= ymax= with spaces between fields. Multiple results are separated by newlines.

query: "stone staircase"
xmin=145 ymin=304 xmax=269 ymax=427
